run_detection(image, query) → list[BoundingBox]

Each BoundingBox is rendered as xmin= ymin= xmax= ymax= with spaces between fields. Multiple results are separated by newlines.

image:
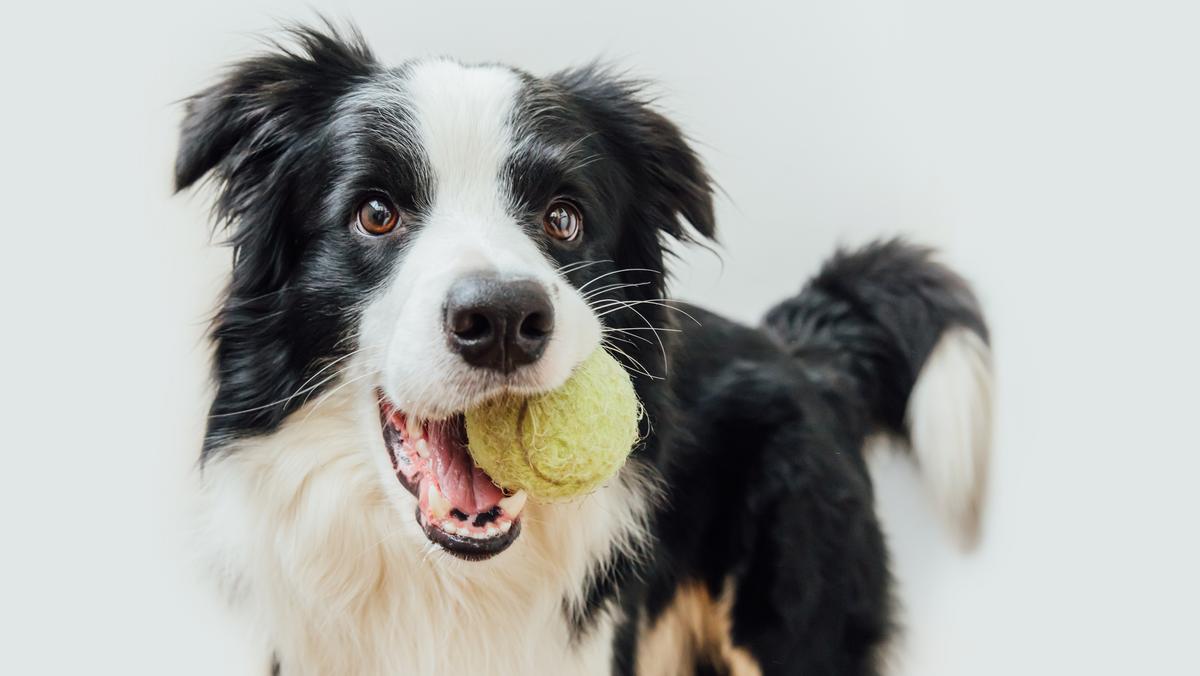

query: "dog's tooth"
xmin=456 ymin=527 xmax=472 ymax=537
xmin=498 ymin=490 xmax=527 ymax=517
xmin=439 ymin=521 xmax=456 ymax=534
xmin=486 ymin=526 xmax=499 ymax=538
xmin=426 ymin=483 xmax=451 ymax=519
xmin=415 ymin=439 xmax=430 ymax=460
xmin=499 ymin=520 xmax=512 ymax=534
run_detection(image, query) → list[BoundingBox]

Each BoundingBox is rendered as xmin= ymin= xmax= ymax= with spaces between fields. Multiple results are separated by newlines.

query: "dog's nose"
xmin=444 ymin=274 xmax=555 ymax=373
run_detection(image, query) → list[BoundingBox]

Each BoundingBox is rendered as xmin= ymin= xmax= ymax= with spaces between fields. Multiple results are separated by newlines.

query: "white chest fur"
xmin=197 ymin=387 xmax=651 ymax=675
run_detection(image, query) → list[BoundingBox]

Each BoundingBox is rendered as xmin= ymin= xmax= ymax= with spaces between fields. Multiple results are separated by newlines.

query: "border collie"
xmin=176 ymin=24 xmax=992 ymax=676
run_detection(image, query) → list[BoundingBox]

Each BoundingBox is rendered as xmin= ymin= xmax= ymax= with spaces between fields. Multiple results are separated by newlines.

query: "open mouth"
xmin=377 ymin=391 xmax=527 ymax=560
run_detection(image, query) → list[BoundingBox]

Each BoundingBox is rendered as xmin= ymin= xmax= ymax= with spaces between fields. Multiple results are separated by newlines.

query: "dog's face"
xmin=177 ymin=29 xmax=713 ymax=559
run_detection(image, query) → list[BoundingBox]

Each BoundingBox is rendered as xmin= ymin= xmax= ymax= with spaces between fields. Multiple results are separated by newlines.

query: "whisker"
xmin=601 ymin=339 xmax=662 ymax=380
xmin=627 ymin=300 xmax=703 ymax=326
xmin=597 ymin=303 xmax=670 ymax=373
xmin=207 ymin=348 xmax=380 ymax=419
xmin=596 ymin=299 xmax=702 ymax=326
xmin=582 ymin=281 xmax=653 ymax=303
xmin=292 ymin=345 xmax=378 ymax=399
xmin=301 ymin=369 xmax=382 ymax=424
xmin=588 ymin=299 xmax=638 ymax=313
xmin=295 ymin=344 xmax=386 ymax=410
xmin=601 ymin=327 xmax=654 ymax=346
xmin=577 ymin=267 xmax=661 ymax=293
xmin=601 ymin=333 xmax=644 ymax=349
xmin=556 ymin=259 xmax=611 ymax=276
xmin=606 ymin=326 xmax=682 ymax=333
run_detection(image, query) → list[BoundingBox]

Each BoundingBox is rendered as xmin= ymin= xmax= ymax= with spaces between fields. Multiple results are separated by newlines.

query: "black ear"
xmin=175 ymin=23 xmax=376 ymax=194
xmin=175 ymin=24 xmax=375 ymax=294
xmin=551 ymin=65 xmax=716 ymax=243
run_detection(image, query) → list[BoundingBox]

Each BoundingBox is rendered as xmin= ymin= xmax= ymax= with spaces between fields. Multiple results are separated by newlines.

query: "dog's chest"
xmin=199 ymin=398 xmax=641 ymax=675
xmin=275 ymin=576 xmax=617 ymax=675
xmin=229 ymin=481 xmax=621 ymax=675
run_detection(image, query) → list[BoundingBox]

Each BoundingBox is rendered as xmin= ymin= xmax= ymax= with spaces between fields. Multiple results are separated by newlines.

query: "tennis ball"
xmin=465 ymin=347 xmax=641 ymax=500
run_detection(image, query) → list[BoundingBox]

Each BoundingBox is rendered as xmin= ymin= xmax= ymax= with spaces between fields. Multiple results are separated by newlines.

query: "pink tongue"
xmin=428 ymin=417 xmax=504 ymax=514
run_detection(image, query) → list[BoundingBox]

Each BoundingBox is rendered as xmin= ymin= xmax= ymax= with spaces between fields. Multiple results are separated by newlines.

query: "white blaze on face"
xmin=359 ymin=59 xmax=601 ymax=419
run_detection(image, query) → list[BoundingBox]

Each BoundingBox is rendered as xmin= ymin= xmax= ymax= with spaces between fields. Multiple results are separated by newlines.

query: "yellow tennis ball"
xmin=465 ymin=347 xmax=641 ymax=500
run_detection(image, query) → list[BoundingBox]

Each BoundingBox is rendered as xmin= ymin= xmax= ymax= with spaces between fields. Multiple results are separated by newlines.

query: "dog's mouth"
xmin=377 ymin=392 xmax=526 ymax=560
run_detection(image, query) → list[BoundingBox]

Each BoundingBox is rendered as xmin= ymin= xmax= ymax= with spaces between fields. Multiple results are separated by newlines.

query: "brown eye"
xmin=357 ymin=196 xmax=400 ymax=235
xmin=542 ymin=201 xmax=582 ymax=242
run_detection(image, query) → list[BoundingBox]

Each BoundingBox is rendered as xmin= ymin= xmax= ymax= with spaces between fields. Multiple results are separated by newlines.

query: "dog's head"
xmin=177 ymin=26 xmax=714 ymax=559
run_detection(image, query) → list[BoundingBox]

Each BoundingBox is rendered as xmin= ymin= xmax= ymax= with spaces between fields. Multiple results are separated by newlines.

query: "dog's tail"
xmin=762 ymin=239 xmax=993 ymax=547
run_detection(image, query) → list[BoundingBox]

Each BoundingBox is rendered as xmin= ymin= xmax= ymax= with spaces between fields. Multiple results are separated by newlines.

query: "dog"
xmin=176 ymin=24 xmax=992 ymax=676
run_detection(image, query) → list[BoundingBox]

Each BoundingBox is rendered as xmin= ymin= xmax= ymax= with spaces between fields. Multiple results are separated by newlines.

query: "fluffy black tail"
xmin=763 ymin=239 xmax=993 ymax=546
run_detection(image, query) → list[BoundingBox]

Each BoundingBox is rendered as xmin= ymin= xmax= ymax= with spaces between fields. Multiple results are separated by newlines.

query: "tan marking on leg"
xmin=636 ymin=579 xmax=762 ymax=676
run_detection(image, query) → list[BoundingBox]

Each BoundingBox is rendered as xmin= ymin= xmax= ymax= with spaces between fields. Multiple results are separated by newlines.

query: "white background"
xmin=2 ymin=1 xmax=1198 ymax=673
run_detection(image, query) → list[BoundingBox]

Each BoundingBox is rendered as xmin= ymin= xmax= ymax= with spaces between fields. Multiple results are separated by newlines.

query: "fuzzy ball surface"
xmin=465 ymin=347 xmax=641 ymax=500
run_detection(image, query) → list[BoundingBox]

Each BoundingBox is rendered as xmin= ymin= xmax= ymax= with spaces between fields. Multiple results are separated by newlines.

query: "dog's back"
xmin=618 ymin=240 xmax=990 ymax=675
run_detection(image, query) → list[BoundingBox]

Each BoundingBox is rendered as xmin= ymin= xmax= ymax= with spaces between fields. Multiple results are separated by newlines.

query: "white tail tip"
xmin=906 ymin=326 xmax=994 ymax=549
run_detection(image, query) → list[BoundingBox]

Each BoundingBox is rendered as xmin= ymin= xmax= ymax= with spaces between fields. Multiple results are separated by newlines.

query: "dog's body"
xmin=179 ymin=26 xmax=992 ymax=675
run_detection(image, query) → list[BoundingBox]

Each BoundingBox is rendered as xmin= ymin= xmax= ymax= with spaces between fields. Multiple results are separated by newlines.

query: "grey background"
xmin=1 ymin=1 xmax=1197 ymax=673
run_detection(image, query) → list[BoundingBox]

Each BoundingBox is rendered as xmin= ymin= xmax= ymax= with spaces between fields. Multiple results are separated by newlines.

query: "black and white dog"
xmin=176 ymin=25 xmax=992 ymax=676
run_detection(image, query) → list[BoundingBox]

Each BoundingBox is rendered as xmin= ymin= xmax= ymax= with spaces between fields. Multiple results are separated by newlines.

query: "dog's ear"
xmin=175 ymin=24 xmax=374 ymax=293
xmin=175 ymin=23 xmax=375 ymax=193
xmin=551 ymin=65 xmax=716 ymax=244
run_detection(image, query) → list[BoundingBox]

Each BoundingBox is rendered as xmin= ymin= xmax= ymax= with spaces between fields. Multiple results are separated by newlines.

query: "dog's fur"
xmin=177 ymin=24 xmax=993 ymax=675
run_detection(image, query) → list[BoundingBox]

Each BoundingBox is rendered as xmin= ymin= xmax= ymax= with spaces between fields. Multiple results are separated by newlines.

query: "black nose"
xmin=444 ymin=274 xmax=555 ymax=373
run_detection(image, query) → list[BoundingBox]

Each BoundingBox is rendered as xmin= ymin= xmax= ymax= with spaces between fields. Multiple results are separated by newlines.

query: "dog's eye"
xmin=357 ymin=196 xmax=401 ymax=236
xmin=543 ymin=201 xmax=582 ymax=242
